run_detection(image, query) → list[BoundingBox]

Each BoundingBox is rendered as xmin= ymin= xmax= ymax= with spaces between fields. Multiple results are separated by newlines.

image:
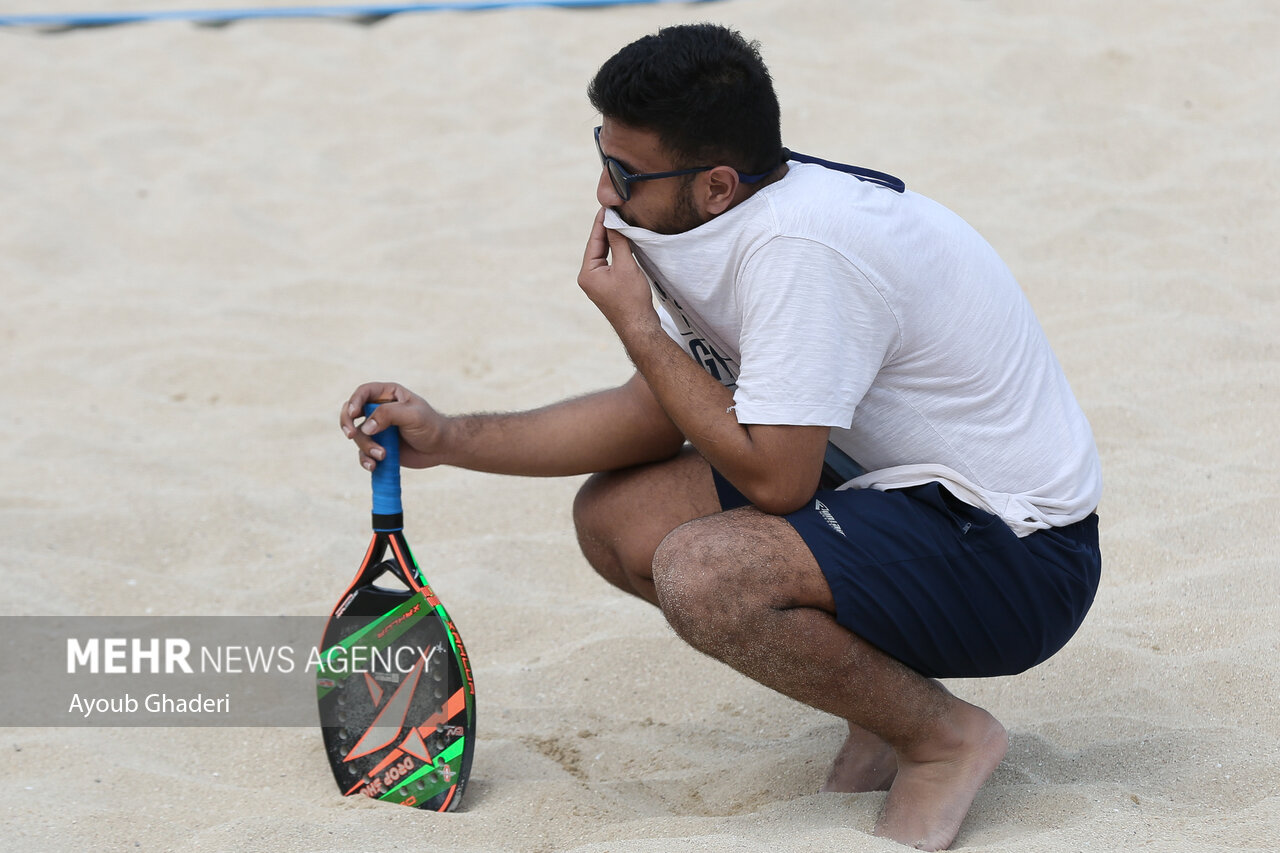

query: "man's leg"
xmin=823 ymin=721 xmax=898 ymax=793
xmin=572 ymin=445 xmax=717 ymax=606
xmin=651 ymin=506 xmax=1008 ymax=852
xmin=574 ymin=450 xmax=925 ymax=799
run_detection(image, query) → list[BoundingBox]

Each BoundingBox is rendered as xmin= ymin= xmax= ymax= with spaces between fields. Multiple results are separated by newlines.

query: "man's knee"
xmin=573 ymin=452 xmax=724 ymax=604
xmin=653 ymin=510 xmax=830 ymax=651
xmin=573 ymin=470 xmax=663 ymax=605
xmin=652 ymin=520 xmax=746 ymax=649
xmin=572 ymin=470 xmax=608 ymax=541
xmin=573 ymin=471 xmax=626 ymax=577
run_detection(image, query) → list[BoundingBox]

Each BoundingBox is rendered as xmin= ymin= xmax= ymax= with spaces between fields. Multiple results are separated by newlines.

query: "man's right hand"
xmin=339 ymin=382 xmax=449 ymax=471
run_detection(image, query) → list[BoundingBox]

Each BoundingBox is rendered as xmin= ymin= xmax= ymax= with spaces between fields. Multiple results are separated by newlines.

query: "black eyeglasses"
xmin=594 ymin=125 xmax=775 ymax=202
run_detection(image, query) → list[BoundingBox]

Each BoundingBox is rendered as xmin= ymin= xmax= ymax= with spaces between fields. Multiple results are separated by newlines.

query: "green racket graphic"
xmin=317 ymin=404 xmax=476 ymax=810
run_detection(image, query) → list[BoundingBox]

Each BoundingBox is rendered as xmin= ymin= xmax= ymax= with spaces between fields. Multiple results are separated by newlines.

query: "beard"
xmin=615 ymin=176 xmax=707 ymax=235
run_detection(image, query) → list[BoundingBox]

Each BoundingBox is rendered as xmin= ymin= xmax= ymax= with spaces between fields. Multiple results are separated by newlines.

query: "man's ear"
xmin=703 ymin=166 xmax=741 ymax=216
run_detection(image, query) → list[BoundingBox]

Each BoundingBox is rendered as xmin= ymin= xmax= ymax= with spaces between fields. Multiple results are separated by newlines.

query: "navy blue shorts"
xmin=712 ymin=472 xmax=1101 ymax=679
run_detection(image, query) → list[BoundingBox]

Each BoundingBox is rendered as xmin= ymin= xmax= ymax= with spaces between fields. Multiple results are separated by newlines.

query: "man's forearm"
xmin=614 ymin=322 xmax=828 ymax=514
xmin=438 ymin=375 xmax=685 ymax=477
xmin=616 ymin=324 xmax=742 ymax=463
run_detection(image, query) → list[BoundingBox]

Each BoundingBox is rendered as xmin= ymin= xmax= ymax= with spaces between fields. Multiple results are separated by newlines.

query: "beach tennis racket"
xmin=317 ymin=404 xmax=476 ymax=811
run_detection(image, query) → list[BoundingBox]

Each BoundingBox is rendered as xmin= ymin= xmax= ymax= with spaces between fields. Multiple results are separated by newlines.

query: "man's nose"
xmin=597 ymin=168 xmax=623 ymax=207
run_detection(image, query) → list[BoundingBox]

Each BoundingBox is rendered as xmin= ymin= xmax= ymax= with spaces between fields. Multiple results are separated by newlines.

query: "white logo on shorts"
xmin=814 ymin=500 xmax=846 ymax=536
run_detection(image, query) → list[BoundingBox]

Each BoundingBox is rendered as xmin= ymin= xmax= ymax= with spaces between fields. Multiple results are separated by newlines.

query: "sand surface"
xmin=2 ymin=0 xmax=1278 ymax=850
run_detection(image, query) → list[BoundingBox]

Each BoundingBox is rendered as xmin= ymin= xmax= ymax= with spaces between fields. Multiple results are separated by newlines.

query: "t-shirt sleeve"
xmin=730 ymin=236 xmax=900 ymax=427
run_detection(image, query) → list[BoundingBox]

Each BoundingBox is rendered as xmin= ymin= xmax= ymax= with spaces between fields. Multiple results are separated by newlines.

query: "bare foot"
xmin=821 ymin=722 xmax=897 ymax=792
xmin=873 ymin=701 xmax=1009 ymax=851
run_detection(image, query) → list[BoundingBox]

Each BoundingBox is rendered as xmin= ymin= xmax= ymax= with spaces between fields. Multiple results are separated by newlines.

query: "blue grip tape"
xmin=364 ymin=403 xmax=403 ymax=517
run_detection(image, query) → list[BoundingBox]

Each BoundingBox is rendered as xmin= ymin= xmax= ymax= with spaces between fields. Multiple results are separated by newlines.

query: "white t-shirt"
xmin=603 ymin=161 xmax=1102 ymax=536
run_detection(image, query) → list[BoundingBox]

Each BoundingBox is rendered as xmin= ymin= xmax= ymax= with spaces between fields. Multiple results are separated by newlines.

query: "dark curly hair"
xmin=587 ymin=23 xmax=783 ymax=176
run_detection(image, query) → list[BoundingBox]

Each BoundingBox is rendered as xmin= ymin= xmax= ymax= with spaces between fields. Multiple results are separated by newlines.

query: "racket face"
xmin=318 ymin=540 xmax=475 ymax=811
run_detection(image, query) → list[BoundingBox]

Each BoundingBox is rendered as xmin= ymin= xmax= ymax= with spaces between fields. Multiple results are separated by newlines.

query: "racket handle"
xmin=364 ymin=403 xmax=404 ymax=532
